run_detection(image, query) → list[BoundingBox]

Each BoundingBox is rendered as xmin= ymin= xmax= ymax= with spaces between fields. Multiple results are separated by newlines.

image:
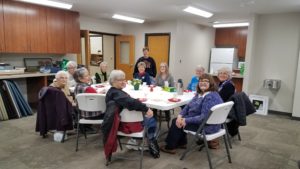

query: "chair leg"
xmin=61 ymin=130 xmax=66 ymax=143
xmin=237 ymin=129 xmax=242 ymax=141
xmin=139 ymin=130 xmax=146 ymax=169
xmin=118 ymin=137 xmax=123 ymax=150
xmin=203 ymin=136 xmax=213 ymax=169
xmin=224 ymin=124 xmax=232 ymax=149
xmin=76 ymin=123 xmax=80 ymax=151
xmin=223 ymin=135 xmax=232 ymax=163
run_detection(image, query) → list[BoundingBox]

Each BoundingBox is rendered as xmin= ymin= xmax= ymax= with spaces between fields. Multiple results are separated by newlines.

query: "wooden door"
xmin=0 ymin=0 xmax=5 ymax=52
xmin=3 ymin=0 xmax=28 ymax=53
xmin=145 ymin=34 xmax=170 ymax=74
xmin=26 ymin=4 xmax=48 ymax=53
xmin=65 ymin=11 xmax=80 ymax=53
xmin=116 ymin=35 xmax=135 ymax=80
xmin=46 ymin=7 xmax=65 ymax=54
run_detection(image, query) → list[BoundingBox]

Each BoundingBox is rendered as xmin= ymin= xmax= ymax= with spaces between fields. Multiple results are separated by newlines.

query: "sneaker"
xmin=126 ymin=138 xmax=139 ymax=151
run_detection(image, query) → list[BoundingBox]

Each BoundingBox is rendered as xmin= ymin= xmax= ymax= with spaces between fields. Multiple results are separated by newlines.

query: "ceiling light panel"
xmin=18 ymin=0 xmax=72 ymax=9
xmin=112 ymin=14 xmax=144 ymax=23
xmin=213 ymin=22 xmax=249 ymax=28
xmin=183 ymin=6 xmax=213 ymax=18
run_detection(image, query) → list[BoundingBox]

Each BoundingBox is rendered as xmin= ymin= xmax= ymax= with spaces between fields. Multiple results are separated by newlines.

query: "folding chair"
xmin=113 ymin=109 xmax=146 ymax=169
xmin=75 ymin=93 xmax=106 ymax=151
xmin=180 ymin=101 xmax=234 ymax=169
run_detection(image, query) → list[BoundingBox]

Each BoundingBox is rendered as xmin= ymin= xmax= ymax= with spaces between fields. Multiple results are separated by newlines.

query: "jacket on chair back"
xmin=36 ymin=86 xmax=73 ymax=136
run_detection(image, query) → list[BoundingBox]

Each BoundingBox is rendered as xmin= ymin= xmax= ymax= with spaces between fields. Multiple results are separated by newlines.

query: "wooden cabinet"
xmin=46 ymin=7 xmax=65 ymax=54
xmin=26 ymin=4 xmax=48 ymax=53
xmin=0 ymin=0 xmax=4 ymax=52
xmin=3 ymin=0 xmax=28 ymax=53
xmin=215 ymin=27 xmax=248 ymax=58
xmin=65 ymin=11 xmax=80 ymax=53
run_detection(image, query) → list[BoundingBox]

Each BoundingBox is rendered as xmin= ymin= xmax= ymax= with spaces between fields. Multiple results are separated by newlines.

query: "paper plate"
xmin=168 ymin=98 xmax=181 ymax=102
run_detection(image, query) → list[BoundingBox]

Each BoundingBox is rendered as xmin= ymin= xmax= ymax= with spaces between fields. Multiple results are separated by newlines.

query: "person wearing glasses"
xmin=217 ymin=67 xmax=235 ymax=102
xmin=160 ymin=73 xmax=223 ymax=154
xmin=133 ymin=62 xmax=151 ymax=85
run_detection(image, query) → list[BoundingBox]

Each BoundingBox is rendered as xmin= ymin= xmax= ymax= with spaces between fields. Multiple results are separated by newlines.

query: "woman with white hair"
xmin=217 ymin=67 xmax=235 ymax=102
xmin=187 ymin=65 xmax=205 ymax=91
xmin=66 ymin=61 xmax=78 ymax=87
xmin=94 ymin=61 xmax=110 ymax=83
xmin=133 ymin=62 xmax=151 ymax=85
xmin=49 ymin=70 xmax=75 ymax=106
xmin=105 ymin=70 xmax=159 ymax=158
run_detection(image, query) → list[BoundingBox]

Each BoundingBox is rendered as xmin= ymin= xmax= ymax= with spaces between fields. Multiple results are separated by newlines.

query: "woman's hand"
xmin=176 ymin=117 xmax=185 ymax=128
xmin=145 ymin=108 xmax=153 ymax=118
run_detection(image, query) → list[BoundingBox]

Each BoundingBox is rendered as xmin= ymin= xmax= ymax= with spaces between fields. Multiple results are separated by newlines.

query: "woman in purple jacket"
xmin=160 ymin=73 xmax=223 ymax=154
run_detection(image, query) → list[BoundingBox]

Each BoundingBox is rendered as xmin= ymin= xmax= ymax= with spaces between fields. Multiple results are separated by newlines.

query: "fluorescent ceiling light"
xmin=183 ymin=6 xmax=213 ymax=18
xmin=213 ymin=22 xmax=250 ymax=28
xmin=18 ymin=0 xmax=72 ymax=9
xmin=112 ymin=14 xmax=144 ymax=23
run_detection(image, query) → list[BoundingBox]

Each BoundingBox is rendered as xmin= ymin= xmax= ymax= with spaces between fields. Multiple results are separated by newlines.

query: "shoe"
xmin=160 ymin=146 xmax=176 ymax=154
xmin=126 ymin=138 xmax=139 ymax=151
xmin=208 ymin=138 xmax=220 ymax=149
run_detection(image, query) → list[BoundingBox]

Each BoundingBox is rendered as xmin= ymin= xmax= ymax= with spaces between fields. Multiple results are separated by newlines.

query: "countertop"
xmin=0 ymin=72 xmax=55 ymax=80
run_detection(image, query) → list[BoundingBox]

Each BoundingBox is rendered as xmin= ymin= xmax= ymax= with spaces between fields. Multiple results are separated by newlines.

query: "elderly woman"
xmin=49 ymin=70 xmax=75 ymax=106
xmin=160 ymin=73 xmax=223 ymax=154
xmin=155 ymin=62 xmax=174 ymax=87
xmin=187 ymin=65 xmax=205 ymax=91
xmin=217 ymin=67 xmax=235 ymax=102
xmin=105 ymin=70 xmax=159 ymax=158
xmin=94 ymin=61 xmax=110 ymax=84
xmin=66 ymin=61 xmax=78 ymax=87
xmin=73 ymin=67 xmax=103 ymax=119
xmin=133 ymin=62 xmax=151 ymax=85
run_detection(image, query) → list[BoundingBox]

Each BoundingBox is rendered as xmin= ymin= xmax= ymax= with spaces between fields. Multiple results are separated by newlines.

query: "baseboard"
xmin=269 ymin=110 xmax=300 ymax=121
xmin=268 ymin=110 xmax=291 ymax=117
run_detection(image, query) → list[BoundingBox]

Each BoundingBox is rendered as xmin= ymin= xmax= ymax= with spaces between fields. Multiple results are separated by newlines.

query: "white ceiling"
xmin=61 ymin=0 xmax=300 ymax=26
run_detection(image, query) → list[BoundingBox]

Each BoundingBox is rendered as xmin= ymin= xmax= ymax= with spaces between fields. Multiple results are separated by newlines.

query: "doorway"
xmin=115 ymin=35 xmax=135 ymax=80
xmin=145 ymin=33 xmax=170 ymax=74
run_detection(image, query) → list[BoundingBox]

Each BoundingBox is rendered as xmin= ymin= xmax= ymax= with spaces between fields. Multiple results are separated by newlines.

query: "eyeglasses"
xmin=116 ymin=79 xmax=126 ymax=82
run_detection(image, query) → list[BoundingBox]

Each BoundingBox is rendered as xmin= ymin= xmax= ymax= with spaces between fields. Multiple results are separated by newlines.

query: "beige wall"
xmin=292 ymin=51 xmax=300 ymax=117
xmin=247 ymin=13 xmax=300 ymax=113
xmin=123 ymin=20 xmax=215 ymax=86
xmin=79 ymin=16 xmax=123 ymax=34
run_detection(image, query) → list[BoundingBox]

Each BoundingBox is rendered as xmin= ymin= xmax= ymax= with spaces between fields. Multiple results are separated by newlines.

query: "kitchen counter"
xmin=0 ymin=72 xmax=55 ymax=80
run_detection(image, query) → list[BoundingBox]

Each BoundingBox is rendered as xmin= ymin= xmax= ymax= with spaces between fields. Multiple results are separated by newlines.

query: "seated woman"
xmin=155 ymin=62 xmax=174 ymax=125
xmin=49 ymin=70 xmax=75 ymax=106
xmin=217 ymin=67 xmax=235 ymax=102
xmin=160 ymin=73 xmax=223 ymax=154
xmin=133 ymin=62 xmax=151 ymax=85
xmin=187 ymin=65 xmax=205 ymax=91
xmin=94 ymin=61 xmax=110 ymax=84
xmin=73 ymin=67 xmax=103 ymax=120
xmin=66 ymin=61 xmax=78 ymax=87
xmin=105 ymin=70 xmax=159 ymax=158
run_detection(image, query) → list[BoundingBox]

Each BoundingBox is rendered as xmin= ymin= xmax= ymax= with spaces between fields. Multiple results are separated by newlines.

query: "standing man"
xmin=133 ymin=47 xmax=157 ymax=80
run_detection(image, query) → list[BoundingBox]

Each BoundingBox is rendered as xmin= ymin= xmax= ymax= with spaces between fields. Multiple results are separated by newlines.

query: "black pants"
xmin=165 ymin=118 xmax=199 ymax=150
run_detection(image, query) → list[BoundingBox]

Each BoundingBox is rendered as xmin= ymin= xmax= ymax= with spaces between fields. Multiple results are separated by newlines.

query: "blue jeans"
xmin=143 ymin=117 xmax=157 ymax=140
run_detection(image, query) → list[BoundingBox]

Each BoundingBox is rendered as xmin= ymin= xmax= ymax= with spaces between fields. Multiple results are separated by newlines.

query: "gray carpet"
xmin=0 ymin=112 xmax=299 ymax=169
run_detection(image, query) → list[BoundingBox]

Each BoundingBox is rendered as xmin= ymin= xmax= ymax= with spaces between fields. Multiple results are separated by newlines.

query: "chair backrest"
xmin=76 ymin=93 xmax=106 ymax=112
xmin=119 ymin=109 xmax=143 ymax=122
xmin=206 ymin=101 xmax=234 ymax=125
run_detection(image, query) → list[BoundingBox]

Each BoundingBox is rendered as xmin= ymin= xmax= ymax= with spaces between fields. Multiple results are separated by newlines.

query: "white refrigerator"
xmin=209 ymin=48 xmax=238 ymax=74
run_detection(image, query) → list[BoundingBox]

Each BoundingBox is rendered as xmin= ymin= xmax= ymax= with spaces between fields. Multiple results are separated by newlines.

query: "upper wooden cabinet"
xmin=46 ymin=7 xmax=65 ymax=54
xmin=0 ymin=1 xmax=80 ymax=54
xmin=65 ymin=11 xmax=80 ymax=53
xmin=0 ymin=0 xmax=5 ymax=52
xmin=26 ymin=4 xmax=48 ymax=53
xmin=3 ymin=0 xmax=28 ymax=53
xmin=215 ymin=27 xmax=248 ymax=58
